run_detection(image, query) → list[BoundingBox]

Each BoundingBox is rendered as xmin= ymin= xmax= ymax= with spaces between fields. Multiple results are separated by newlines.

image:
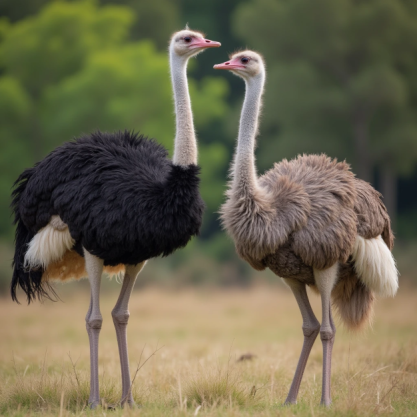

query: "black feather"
xmin=11 ymin=131 xmax=205 ymax=303
xmin=11 ymin=168 xmax=57 ymax=303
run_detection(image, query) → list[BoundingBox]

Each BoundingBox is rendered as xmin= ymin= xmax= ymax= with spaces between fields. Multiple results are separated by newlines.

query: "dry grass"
xmin=0 ymin=283 xmax=416 ymax=416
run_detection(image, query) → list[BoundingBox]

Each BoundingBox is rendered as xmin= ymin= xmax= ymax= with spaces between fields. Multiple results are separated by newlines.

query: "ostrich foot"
xmin=88 ymin=400 xmax=101 ymax=410
xmin=121 ymin=399 xmax=140 ymax=409
xmin=320 ymin=399 xmax=332 ymax=407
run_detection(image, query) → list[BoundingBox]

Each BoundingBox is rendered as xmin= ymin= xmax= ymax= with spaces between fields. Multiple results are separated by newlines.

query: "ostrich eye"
xmin=184 ymin=36 xmax=192 ymax=43
xmin=241 ymin=57 xmax=249 ymax=64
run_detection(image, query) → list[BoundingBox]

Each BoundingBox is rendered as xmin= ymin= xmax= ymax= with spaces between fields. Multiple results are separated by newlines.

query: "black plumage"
xmin=11 ymin=130 xmax=205 ymax=303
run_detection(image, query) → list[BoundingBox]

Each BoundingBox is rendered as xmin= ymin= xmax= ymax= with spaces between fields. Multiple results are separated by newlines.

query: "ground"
xmin=0 ymin=284 xmax=416 ymax=416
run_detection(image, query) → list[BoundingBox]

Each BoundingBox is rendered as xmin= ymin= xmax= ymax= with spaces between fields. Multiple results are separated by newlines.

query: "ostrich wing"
xmin=354 ymin=179 xmax=394 ymax=250
xmin=19 ymin=131 xmax=204 ymax=266
xmin=261 ymin=154 xmax=358 ymax=270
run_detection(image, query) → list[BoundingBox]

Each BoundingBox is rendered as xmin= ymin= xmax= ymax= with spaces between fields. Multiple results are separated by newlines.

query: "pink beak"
xmin=213 ymin=57 xmax=245 ymax=70
xmin=190 ymin=38 xmax=221 ymax=49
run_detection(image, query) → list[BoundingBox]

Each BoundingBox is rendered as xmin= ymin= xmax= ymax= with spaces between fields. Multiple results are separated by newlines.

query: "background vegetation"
xmin=1 ymin=0 xmax=417 ymax=285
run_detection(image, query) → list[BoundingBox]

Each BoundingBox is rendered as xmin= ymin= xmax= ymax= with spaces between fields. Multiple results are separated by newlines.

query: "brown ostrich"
xmin=214 ymin=51 xmax=398 ymax=406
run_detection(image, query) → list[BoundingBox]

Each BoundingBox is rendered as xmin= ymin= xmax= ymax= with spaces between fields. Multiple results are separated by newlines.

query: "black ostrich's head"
xmin=170 ymin=28 xmax=221 ymax=59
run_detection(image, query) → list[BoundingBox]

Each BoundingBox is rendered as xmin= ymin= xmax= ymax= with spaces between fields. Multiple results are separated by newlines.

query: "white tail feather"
xmin=24 ymin=220 xmax=74 ymax=269
xmin=352 ymin=235 xmax=398 ymax=297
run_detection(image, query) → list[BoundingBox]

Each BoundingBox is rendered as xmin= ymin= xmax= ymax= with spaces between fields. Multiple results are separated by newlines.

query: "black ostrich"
xmin=11 ymin=29 xmax=220 ymax=408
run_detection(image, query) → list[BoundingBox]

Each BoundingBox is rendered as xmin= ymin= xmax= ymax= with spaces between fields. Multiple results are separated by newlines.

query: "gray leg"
xmin=84 ymin=249 xmax=104 ymax=409
xmin=314 ymin=264 xmax=338 ymax=407
xmin=112 ymin=262 xmax=146 ymax=407
xmin=284 ymin=279 xmax=320 ymax=405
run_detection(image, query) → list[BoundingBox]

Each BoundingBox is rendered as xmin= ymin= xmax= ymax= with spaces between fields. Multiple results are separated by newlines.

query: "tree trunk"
xmin=352 ymin=112 xmax=373 ymax=183
xmin=380 ymin=166 xmax=397 ymax=232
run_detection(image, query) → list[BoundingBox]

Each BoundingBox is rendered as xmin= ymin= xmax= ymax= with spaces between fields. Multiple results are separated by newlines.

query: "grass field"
xmin=0 ymin=283 xmax=416 ymax=416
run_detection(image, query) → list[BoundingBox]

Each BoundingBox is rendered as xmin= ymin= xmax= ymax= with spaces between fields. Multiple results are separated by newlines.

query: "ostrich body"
xmin=11 ymin=29 xmax=220 ymax=408
xmin=214 ymin=51 xmax=398 ymax=406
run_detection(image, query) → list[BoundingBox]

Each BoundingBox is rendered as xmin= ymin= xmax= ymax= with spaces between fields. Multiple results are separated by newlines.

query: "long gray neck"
xmin=233 ymin=73 xmax=265 ymax=192
xmin=170 ymin=52 xmax=197 ymax=166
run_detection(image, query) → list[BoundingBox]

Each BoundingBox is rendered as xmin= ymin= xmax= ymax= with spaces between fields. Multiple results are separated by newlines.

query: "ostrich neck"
xmin=233 ymin=74 xmax=265 ymax=192
xmin=170 ymin=52 xmax=197 ymax=166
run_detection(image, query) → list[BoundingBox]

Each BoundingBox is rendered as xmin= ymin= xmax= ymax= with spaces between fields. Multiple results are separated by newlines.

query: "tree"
xmin=0 ymin=0 xmax=134 ymax=160
xmin=0 ymin=76 xmax=33 ymax=238
xmin=0 ymin=0 xmax=50 ymax=23
xmin=100 ymin=0 xmax=181 ymax=49
xmin=233 ymin=0 xmax=417 ymax=226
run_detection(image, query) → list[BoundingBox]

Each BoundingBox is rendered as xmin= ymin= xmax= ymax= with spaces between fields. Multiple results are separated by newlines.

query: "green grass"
xmin=183 ymin=364 xmax=255 ymax=408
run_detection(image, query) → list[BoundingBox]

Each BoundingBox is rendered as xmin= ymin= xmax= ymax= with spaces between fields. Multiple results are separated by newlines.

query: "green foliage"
xmin=0 ymin=0 xmax=50 ymax=23
xmin=198 ymin=143 xmax=228 ymax=214
xmin=0 ymin=1 xmax=134 ymax=97
xmin=41 ymin=41 xmax=174 ymax=149
xmin=0 ymin=77 xmax=33 ymax=237
xmin=190 ymin=77 xmax=229 ymax=128
xmin=101 ymin=0 xmax=181 ymax=49
xmin=189 ymin=76 xmax=230 ymax=220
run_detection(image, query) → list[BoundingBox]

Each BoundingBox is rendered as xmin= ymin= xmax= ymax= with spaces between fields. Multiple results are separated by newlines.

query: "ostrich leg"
xmin=314 ymin=264 xmax=338 ymax=407
xmin=284 ymin=279 xmax=320 ymax=404
xmin=112 ymin=262 xmax=146 ymax=407
xmin=84 ymin=250 xmax=104 ymax=409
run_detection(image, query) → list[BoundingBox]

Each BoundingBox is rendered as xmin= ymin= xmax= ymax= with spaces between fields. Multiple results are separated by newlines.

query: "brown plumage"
xmin=44 ymin=250 xmax=124 ymax=282
xmin=214 ymin=50 xmax=398 ymax=406
xmin=225 ymin=154 xmax=389 ymax=330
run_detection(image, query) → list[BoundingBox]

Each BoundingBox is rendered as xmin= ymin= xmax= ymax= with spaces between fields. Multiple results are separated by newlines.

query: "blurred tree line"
xmin=1 ymin=0 xmax=417 ymax=257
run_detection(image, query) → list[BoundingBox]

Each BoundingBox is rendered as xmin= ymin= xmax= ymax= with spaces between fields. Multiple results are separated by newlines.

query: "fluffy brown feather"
xmin=262 ymin=155 xmax=357 ymax=269
xmin=222 ymin=155 xmax=388 ymax=330
xmin=44 ymin=250 xmax=124 ymax=282
xmin=331 ymin=264 xmax=375 ymax=330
